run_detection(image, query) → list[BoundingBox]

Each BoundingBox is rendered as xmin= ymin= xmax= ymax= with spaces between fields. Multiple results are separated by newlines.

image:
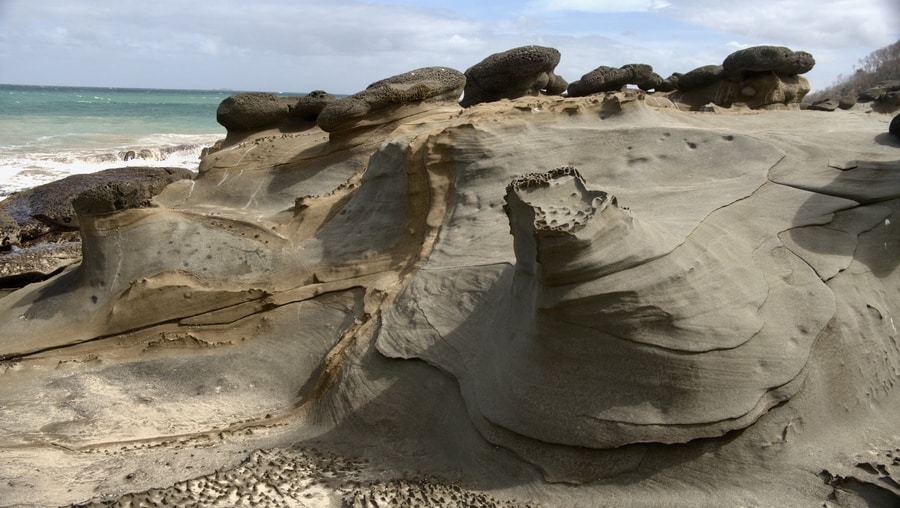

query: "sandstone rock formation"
xmin=317 ymin=66 xmax=465 ymax=132
xmin=671 ymin=45 xmax=814 ymax=110
xmin=0 ymin=166 xmax=192 ymax=242
xmin=460 ymin=45 xmax=566 ymax=107
xmin=0 ymin=85 xmax=898 ymax=507
xmin=0 ymin=167 xmax=192 ymax=286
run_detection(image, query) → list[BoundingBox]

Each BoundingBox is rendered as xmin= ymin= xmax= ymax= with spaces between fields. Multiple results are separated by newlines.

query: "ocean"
xmin=0 ymin=84 xmax=234 ymax=197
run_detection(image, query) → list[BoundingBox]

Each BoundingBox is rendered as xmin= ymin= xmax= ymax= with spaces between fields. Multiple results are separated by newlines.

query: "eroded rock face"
xmin=317 ymin=66 xmax=465 ymax=132
xmin=460 ymin=45 xmax=565 ymax=107
xmin=0 ymin=92 xmax=897 ymax=504
xmin=379 ymin=152 xmax=835 ymax=449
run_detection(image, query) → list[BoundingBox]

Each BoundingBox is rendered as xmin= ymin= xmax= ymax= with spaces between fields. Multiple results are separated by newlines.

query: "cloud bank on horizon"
xmin=0 ymin=0 xmax=897 ymax=94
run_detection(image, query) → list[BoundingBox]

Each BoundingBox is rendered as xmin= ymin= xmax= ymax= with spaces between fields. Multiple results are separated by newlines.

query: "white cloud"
xmin=529 ymin=0 xmax=671 ymax=13
xmin=662 ymin=0 xmax=897 ymax=49
xmin=0 ymin=0 xmax=896 ymax=92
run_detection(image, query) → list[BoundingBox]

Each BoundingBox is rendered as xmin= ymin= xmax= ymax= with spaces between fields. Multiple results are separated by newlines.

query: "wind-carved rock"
xmin=672 ymin=46 xmax=814 ymax=110
xmin=217 ymin=92 xmax=292 ymax=132
xmin=475 ymin=167 xmax=826 ymax=447
xmin=317 ymin=67 xmax=465 ymax=133
xmin=291 ymin=90 xmax=337 ymax=121
xmin=460 ymin=45 xmax=567 ymax=107
xmin=382 ymin=160 xmax=834 ymax=456
xmin=567 ymin=63 xmax=667 ymax=97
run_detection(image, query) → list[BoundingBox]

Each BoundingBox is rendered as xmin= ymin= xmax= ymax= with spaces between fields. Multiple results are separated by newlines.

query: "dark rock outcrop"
xmin=460 ymin=45 xmax=564 ymax=107
xmin=672 ymin=46 xmax=814 ymax=110
xmin=838 ymin=95 xmax=857 ymax=109
xmin=890 ymin=113 xmax=900 ymax=139
xmin=567 ymin=63 xmax=666 ymax=97
xmin=0 ymin=167 xmax=192 ymax=287
xmin=722 ymin=45 xmax=815 ymax=77
xmin=0 ymin=167 xmax=193 ymax=241
xmin=567 ymin=66 xmax=629 ymax=96
xmin=217 ymin=92 xmax=291 ymax=132
xmin=874 ymin=90 xmax=900 ymax=113
xmin=72 ymin=179 xmax=172 ymax=216
xmin=291 ymin=90 xmax=337 ymax=121
xmin=676 ymin=65 xmax=725 ymax=91
xmin=808 ymin=98 xmax=839 ymax=111
xmin=858 ymin=80 xmax=899 ymax=102
xmin=317 ymin=66 xmax=465 ymax=133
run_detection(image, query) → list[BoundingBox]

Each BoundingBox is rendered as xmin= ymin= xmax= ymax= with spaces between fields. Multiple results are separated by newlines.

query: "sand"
xmin=0 ymin=92 xmax=898 ymax=507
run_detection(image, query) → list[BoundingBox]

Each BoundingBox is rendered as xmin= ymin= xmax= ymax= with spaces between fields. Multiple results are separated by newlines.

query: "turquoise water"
xmin=0 ymin=84 xmax=234 ymax=196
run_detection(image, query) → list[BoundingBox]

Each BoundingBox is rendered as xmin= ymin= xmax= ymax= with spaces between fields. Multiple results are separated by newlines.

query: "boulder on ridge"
xmin=460 ymin=45 xmax=564 ymax=107
xmin=216 ymin=92 xmax=291 ymax=132
xmin=808 ymin=98 xmax=840 ymax=111
xmin=567 ymin=63 xmax=666 ymax=97
xmin=317 ymin=66 xmax=465 ymax=133
xmin=291 ymin=90 xmax=337 ymax=121
xmin=0 ymin=167 xmax=193 ymax=240
xmin=676 ymin=65 xmax=725 ymax=91
xmin=722 ymin=45 xmax=815 ymax=78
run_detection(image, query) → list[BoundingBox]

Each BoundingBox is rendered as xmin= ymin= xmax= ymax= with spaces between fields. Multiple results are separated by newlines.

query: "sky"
xmin=0 ymin=0 xmax=897 ymax=94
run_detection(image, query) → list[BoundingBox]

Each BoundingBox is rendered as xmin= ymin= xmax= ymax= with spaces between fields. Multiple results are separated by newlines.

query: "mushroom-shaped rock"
xmin=291 ymin=90 xmax=336 ymax=121
xmin=567 ymin=63 xmax=667 ymax=97
xmin=567 ymin=66 xmax=630 ymax=97
xmin=673 ymin=52 xmax=812 ymax=110
xmin=216 ymin=92 xmax=290 ymax=132
xmin=0 ymin=167 xmax=193 ymax=238
xmin=621 ymin=64 xmax=664 ymax=91
xmin=460 ymin=45 xmax=562 ymax=107
xmin=317 ymin=66 xmax=465 ymax=133
xmin=722 ymin=45 xmax=815 ymax=77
